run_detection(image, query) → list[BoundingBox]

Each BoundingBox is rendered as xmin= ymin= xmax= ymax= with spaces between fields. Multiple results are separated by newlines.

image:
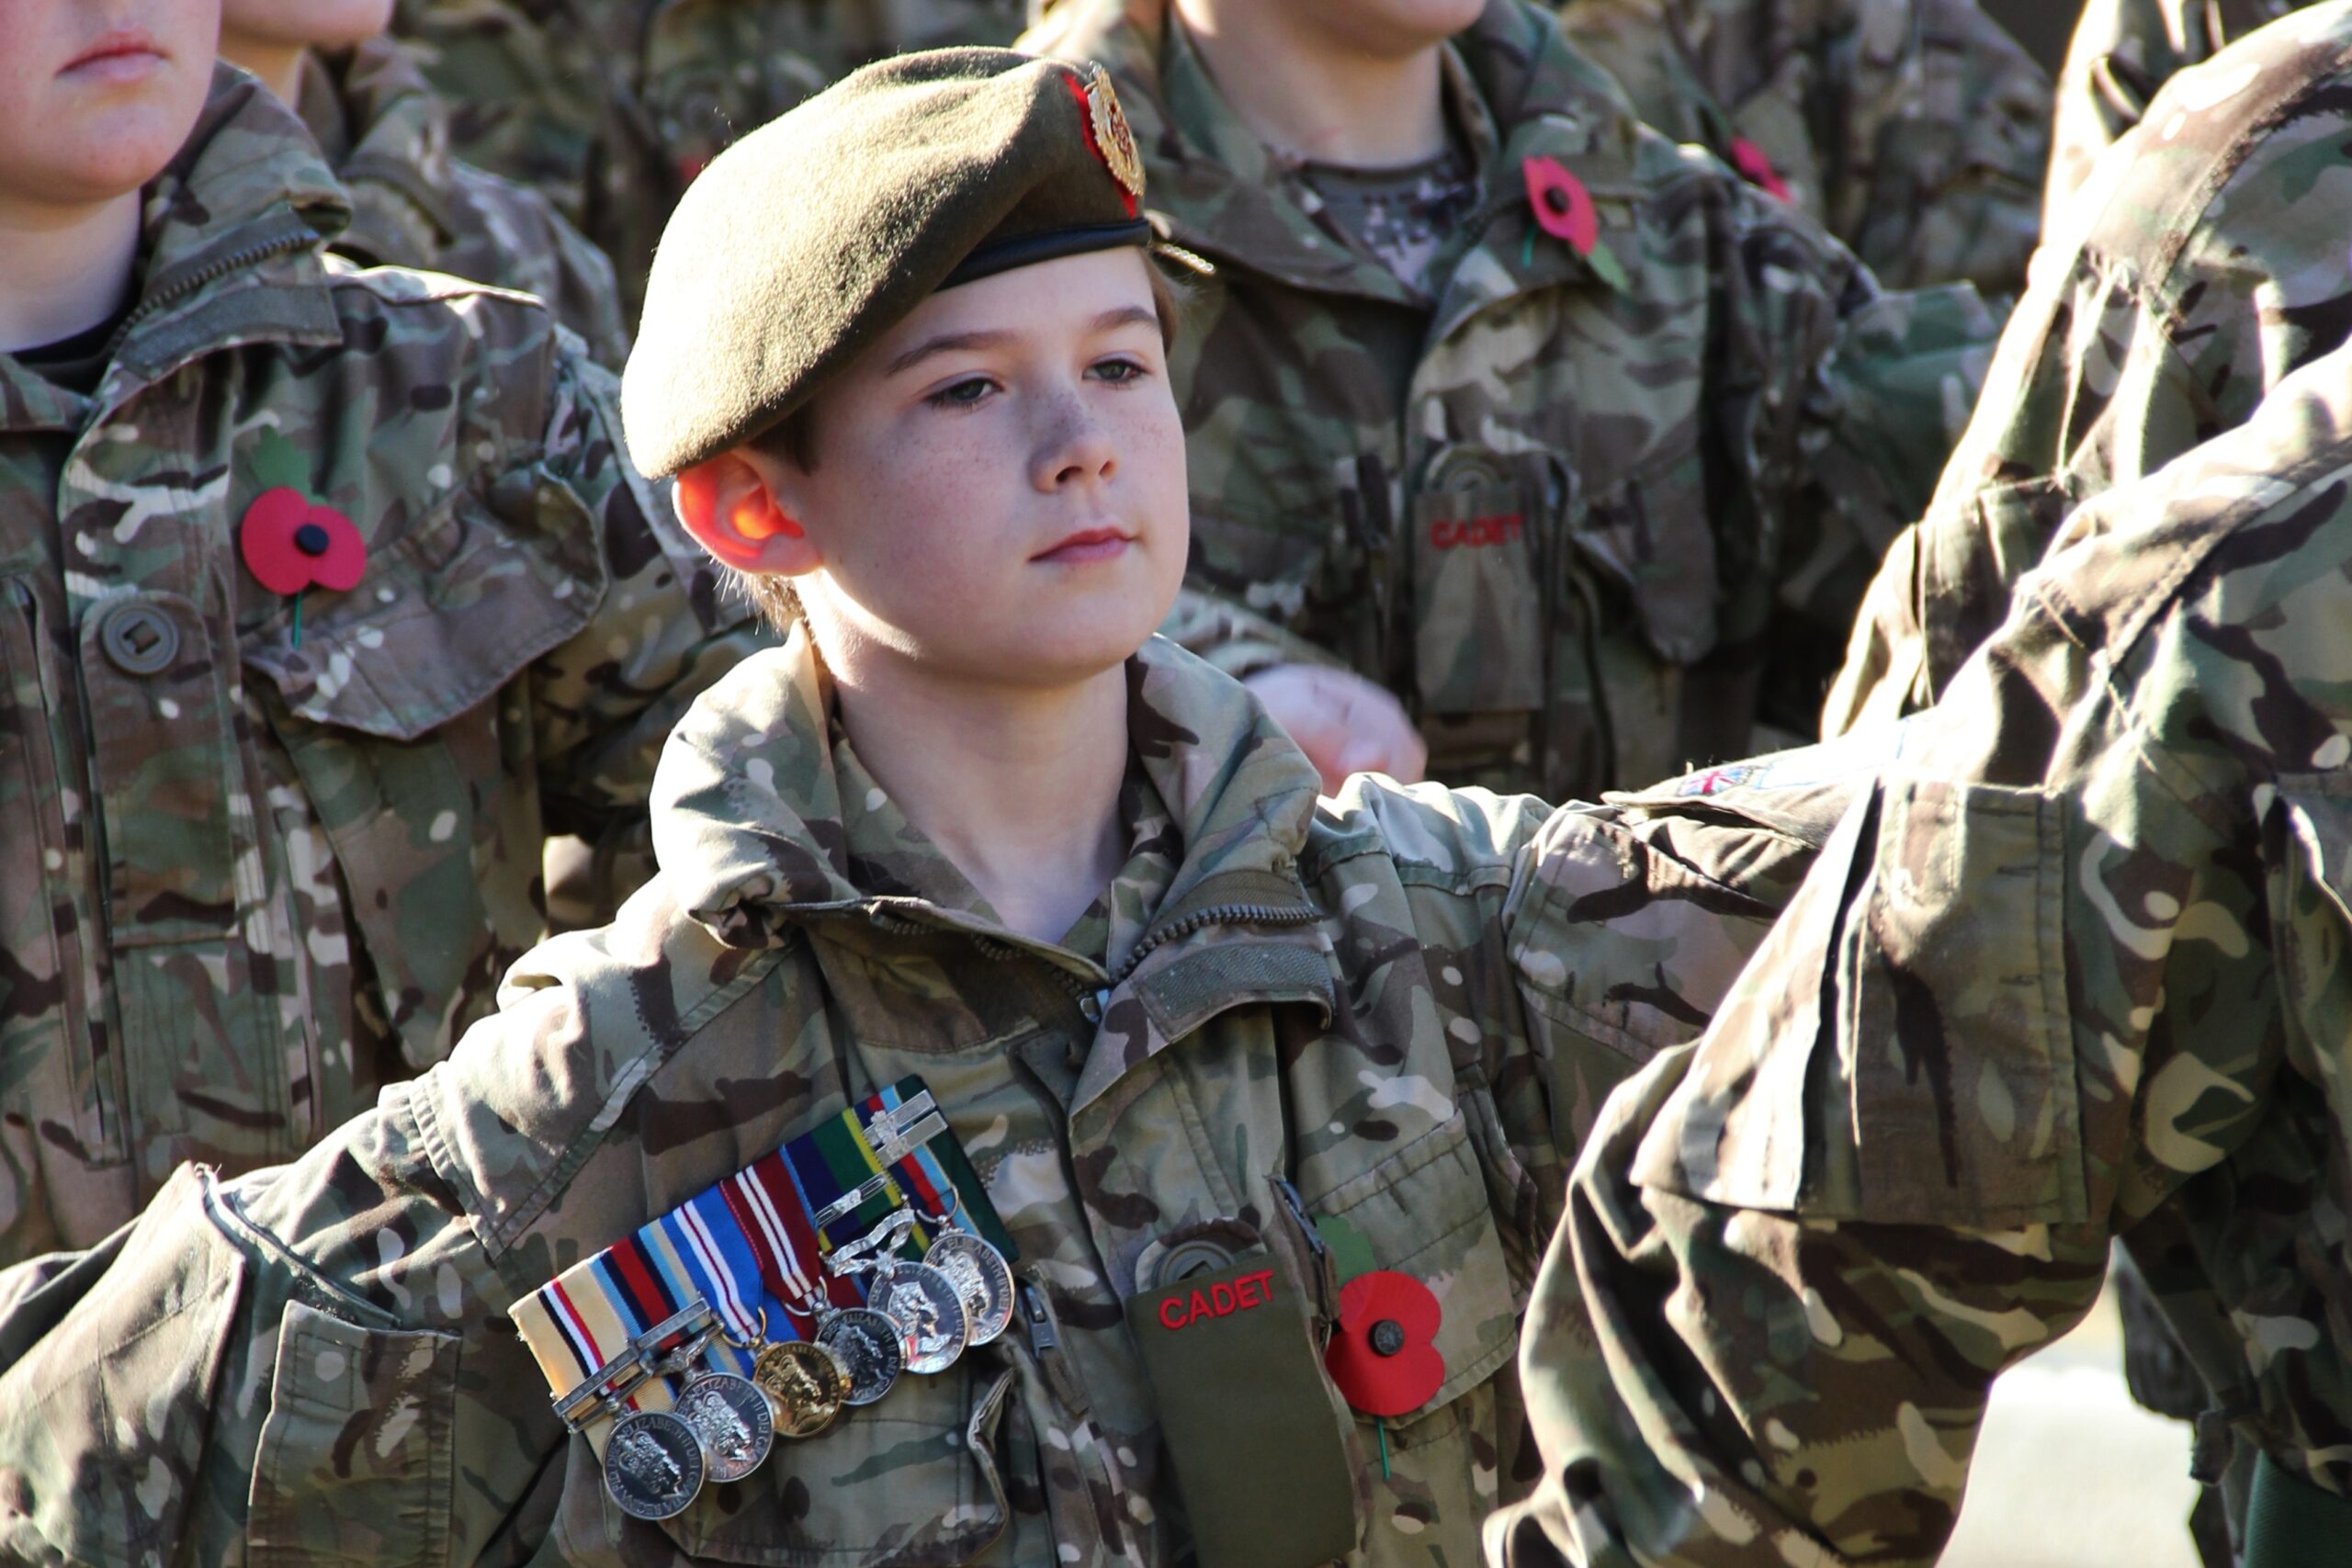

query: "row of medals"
xmin=604 ymin=1221 xmax=1017 ymax=1520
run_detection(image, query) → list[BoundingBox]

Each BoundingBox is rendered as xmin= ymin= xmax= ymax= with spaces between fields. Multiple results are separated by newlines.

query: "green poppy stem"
xmin=291 ymin=590 xmax=303 ymax=650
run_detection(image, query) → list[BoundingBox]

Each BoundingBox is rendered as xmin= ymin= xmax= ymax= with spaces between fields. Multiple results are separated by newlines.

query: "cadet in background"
xmin=388 ymin=0 xmax=1030 ymax=321
xmin=1555 ymin=0 xmax=2052 ymax=299
xmin=1020 ymin=0 xmax=1998 ymax=804
xmin=219 ymin=0 xmax=630 ymax=366
xmin=0 ymin=0 xmax=762 ymax=1271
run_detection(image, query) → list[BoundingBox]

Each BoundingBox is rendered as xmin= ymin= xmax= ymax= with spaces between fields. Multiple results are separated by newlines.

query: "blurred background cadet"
xmin=1553 ymin=0 xmax=2052 ymax=298
xmin=388 ymin=0 xmax=1028 ymax=322
xmin=221 ymin=0 xmax=630 ymax=365
xmin=1023 ymin=0 xmax=1998 ymax=802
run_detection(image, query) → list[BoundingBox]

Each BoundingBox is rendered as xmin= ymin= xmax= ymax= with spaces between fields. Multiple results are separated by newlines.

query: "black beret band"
xmin=942 ymin=216 xmax=1154 ymax=289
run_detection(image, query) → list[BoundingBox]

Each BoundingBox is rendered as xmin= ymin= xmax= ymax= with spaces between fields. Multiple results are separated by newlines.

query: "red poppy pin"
xmin=240 ymin=487 xmax=365 ymax=648
xmin=1323 ymin=1269 xmax=1444 ymax=1417
xmin=1522 ymin=155 xmax=1629 ymax=292
xmin=1729 ymin=139 xmax=1793 ymax=204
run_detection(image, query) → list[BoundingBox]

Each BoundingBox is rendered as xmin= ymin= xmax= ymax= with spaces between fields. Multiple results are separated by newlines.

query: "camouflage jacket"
xmin=298 ymin=35 xmax=632 ymax=367
xmin=1023 ymin=0 xmax=1995 ymax=803
xmin=2044 ymin=0 xmax=2308 ymax=230
xmin=0 ymin=69 xmax=760 ymax=1269
xmin=0 ymin=632 xmax=1883 ymax=1568
xmin=1825 ymin=0 xmax=2352 ymax=735
xmin=1488 ymin=336 xmax=2352 ymax=1566
xmin=389 ymin=0 xmax=1028 ymax=321
xmin=1554 ymin=0 xmax=2051 ymax=297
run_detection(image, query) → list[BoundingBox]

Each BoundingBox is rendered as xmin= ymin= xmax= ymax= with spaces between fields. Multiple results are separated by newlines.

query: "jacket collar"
xmin=653 ymin=630 xmax=1325 ymax=963
xmin=300 ymin=39 xmax=464 ymax=255
xmin=1042 ymin=0 xmax=1644 ymax=317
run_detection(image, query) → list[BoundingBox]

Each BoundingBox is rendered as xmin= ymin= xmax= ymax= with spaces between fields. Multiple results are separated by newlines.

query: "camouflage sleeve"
xmin=526 ymin=352 xmax=771 ymax=896
xmin=2045 ymin=0 xmax=2202 ymax=230
xmin=1155 ymin=586 xmax=1350 ymax=681
xmin=1489 ymin=344 xmax=2352 ymax=1566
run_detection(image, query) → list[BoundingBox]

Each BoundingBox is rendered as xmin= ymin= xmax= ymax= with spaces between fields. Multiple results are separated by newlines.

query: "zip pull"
xmin=1019 ymin=1278 xmax=1091 ymax=1416
xmin=1269 ymin=1176 xmax=1340 ymax=1331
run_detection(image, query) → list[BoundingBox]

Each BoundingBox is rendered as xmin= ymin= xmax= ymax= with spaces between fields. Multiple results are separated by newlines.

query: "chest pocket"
xmin=1408 ymin=449 xmax=1551 ymax=717
xmin=639 ymin=1357 xmax=1016 ymax=1566
xmin=243 ymin=471 xmax=603 ymax=1073
xmin=1301 ymin=1111 xmax=1521 ymax=1560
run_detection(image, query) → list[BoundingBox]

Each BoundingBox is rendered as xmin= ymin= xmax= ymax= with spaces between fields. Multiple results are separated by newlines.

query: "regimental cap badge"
xmin=1082 ymin=62 xmax=1146 ymax=204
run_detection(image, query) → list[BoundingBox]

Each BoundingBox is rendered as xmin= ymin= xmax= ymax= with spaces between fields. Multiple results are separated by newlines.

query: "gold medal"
xmin=753 ymin=1339 xmax=848 ymax=1438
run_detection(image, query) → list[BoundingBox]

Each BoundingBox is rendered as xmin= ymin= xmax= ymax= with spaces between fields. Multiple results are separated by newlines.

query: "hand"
xmin=1243 ymin=663 xmax=1429 ymax=793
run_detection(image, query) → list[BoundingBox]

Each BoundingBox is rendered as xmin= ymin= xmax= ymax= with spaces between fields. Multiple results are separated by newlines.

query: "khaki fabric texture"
xmin=1494 ymin=335 xmax=2352 ymax=1565
xmin=2044 ymin=0 xmax=2310 ymax=229
xmin=390 ymin=0 xmax=1031 ymax=321
xmin=297 ymin=35 xmax=630 ymax=367
xmin=0 ymin=67 xmax=765 ymax=1269
xmin=0 ymin=633 xmax=1891 ymax=1567
xmin=1556 ymin=0 xmax=2052 ymax=297
xmin=622 ymin=48 xmax=1145 ymax=476
xmin=1023 ymin=0 xmax=1997 ymax=804
xmin=1827 ymin=0 xmax=2352 ymax=734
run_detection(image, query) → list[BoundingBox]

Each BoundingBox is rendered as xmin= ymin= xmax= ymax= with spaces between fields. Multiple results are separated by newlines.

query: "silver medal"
xmin=673 ymin=1372 xmax=775 ymax=1483
xmin=923 ymin=1231 xmax=1014 ymax=1346
xmin=868 ymin=1259 xmax=969 ymax=1374
xmin=816 ymin=1305 xmax=907 ymax=1405
xmin=603 ymin=1408 xmax=706 ymax=1520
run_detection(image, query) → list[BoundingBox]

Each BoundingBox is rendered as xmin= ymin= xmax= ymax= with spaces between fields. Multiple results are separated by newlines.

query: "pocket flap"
xmin=1307 ymin=1112 xmax=1519 ymax=1423
xmin=242 ymin=467 xmax=605 ymax=741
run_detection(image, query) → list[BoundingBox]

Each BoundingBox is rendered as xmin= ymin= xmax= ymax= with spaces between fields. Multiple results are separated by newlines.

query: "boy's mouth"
xmin=62 ymin=29 xmax=165 ymax=82
xmin=1033 ymin=526 xmax=1135 ymax=565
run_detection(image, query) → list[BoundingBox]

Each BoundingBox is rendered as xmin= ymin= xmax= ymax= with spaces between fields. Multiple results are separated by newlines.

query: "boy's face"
xmin=219 ymin=0 xmax=393 ymax=51
xmin=0 ymin=0 xmax=221 ymax=209
xmin=743 ymin=248 xmax=1190 ymax=690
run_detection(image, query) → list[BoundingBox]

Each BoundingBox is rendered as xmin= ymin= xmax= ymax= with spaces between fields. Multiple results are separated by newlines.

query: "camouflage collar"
xmin=302 ymin=39 xmax=465 ymax=253
xmin=1046 ymin=0 xmax=1643 ymax=309
xmin=654 ymin=632 xmax=1323 ymax=967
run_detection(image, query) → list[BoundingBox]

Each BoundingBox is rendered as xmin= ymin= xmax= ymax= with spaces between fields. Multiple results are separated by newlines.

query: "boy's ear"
xmin=673 ymin=452 xmax=821 ymax=575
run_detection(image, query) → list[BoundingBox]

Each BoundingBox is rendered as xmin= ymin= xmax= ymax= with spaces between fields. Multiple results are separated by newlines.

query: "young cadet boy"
xmin=0 ymin=48 xmax=1890 ymax=1567
xmin=0 ymin=0 xmax=758 ymax=1270
xmin=1020 ymin=0 xmax=1997 ymax=803
xmin=217 ymin=0 xmax=630 ymax=366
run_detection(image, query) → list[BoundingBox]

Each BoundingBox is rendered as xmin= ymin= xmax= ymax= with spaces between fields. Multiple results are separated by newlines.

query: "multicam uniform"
xmin=1490 ymin=330 xmax=2352 ymax=1568
xmin=0 ymin=633 xmax=1878 ymax=1567
xmin=2044 ymin=0 xmax=2308 ymax=226
xmin=1023 ymin=0 xmax=1996 ymax=804
xmin=388 ymin=0 xmax=1029 ymax=318
xmin=296 ymin=35 xmax=631 ymax=366
xmin=0 ymin=70 xmax=760 ymax=1269
xmin=1826 ymin=0 xmax=2352 ymax=735
xmin=1554 ymin=0 xmax=2052 ymax=297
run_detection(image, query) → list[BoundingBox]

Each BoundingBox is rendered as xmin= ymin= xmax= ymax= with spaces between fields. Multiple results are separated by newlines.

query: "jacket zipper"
xmin=1106 ymin=899 xmax=1320 ymax=989
xmin=100 ymin=219 xmax=319 ymax=364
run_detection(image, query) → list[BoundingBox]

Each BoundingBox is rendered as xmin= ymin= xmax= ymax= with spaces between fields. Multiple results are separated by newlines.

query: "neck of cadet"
xmin=0 ymin=186 xmax=137 ymax=354
xmin=1170 ymin=0 xmax=1452 ymax=168
xmin=827 ymin=643 xmax=1134 ymax=948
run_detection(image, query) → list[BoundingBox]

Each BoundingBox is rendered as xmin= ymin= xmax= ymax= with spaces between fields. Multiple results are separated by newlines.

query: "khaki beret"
xmin=623 ymin=49 xmax=1151 ymax=477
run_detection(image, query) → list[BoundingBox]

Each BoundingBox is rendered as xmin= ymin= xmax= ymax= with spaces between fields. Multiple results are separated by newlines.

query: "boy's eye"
xmin=1091 ymin=357 xmax=1148 ymax=384
xmin=927 ymin=376 xmax=995 ymax=408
